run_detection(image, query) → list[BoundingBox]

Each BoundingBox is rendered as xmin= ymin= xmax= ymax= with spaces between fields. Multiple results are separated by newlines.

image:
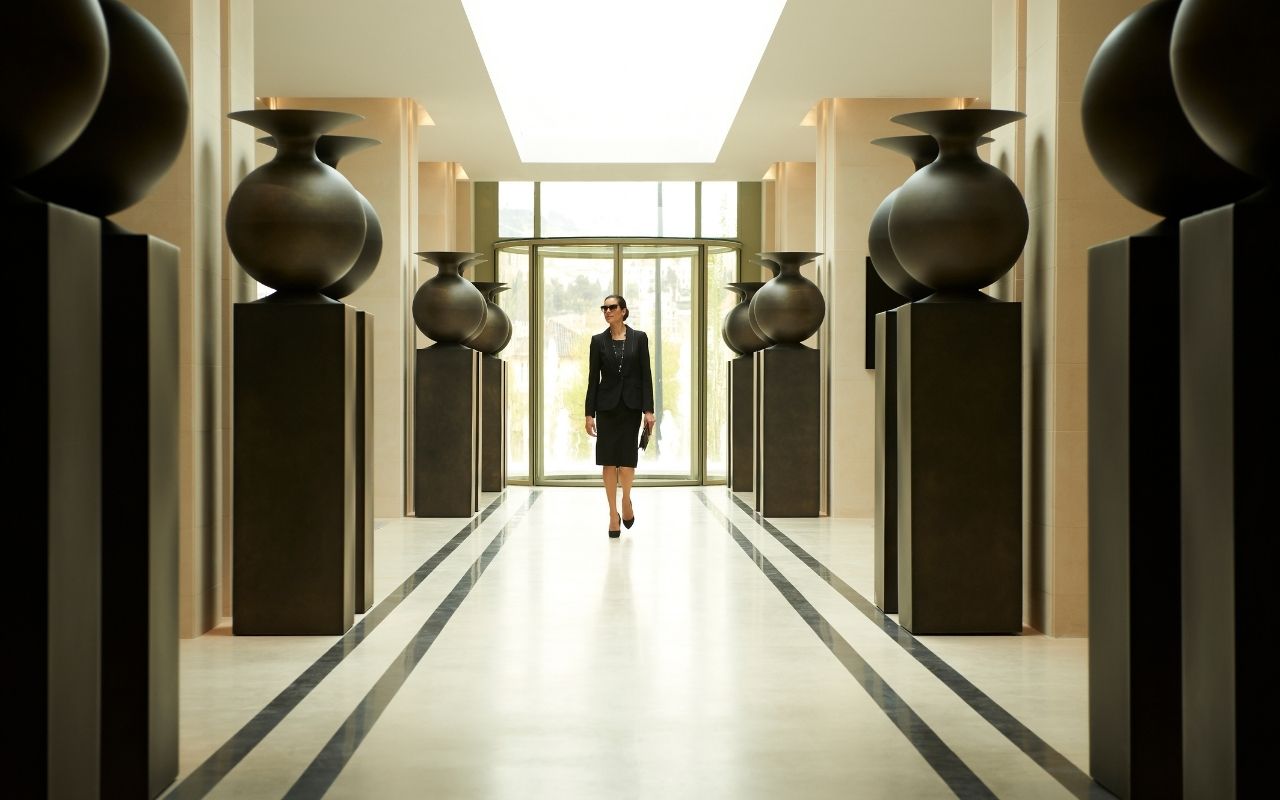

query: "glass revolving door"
xmin=495 ymin=238 xmax=740 ymax=485
xmin=537 ymin=244 xmax=616 ymax=479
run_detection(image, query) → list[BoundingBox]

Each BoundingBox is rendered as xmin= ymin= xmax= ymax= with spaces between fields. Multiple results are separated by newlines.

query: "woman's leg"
xmin=603 ymin=466 xmax=620 ymax=529
xmin=619 ymin=467 xmax=635 ymax=520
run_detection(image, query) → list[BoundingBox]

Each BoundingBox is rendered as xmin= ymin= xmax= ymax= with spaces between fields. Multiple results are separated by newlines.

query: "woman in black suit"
xmin=584 ymin=294 xmax=655 ymax=538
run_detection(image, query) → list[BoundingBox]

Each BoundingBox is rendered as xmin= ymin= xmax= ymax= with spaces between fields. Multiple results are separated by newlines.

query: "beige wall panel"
xmin=419 ymin=161 xmax=455 ymax=252
xmin=777 ymin=162 xmax=816 ymax=251
xmin=1055 ymin=592 xmax=1087 ymax=636
xmin=455 ymin=177 xmax=474 ymax=251
xmin=760 ymin=178 xmax=777 ymax=254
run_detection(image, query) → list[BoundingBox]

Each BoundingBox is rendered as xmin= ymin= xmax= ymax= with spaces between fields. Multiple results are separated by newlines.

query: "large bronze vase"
xmin=316 ymin=136 xmax=383 ymax=300
xmin=888 ymin=109 xmax=1027 ymax=298
xmin=466 ymin=281 xmax=513 ymax=355
xmin=749 ymin=251 xmax=825 ymax=345
xmin=226 ymin=109 xmax=367 ymax=299
xmin=257 ymin=134 xmax=384 ymax=300
xmin=721 ymin=282 xmax=772 ymax=355
xmin=1171 ymin=0 xmax=1278 ymax=185
xmin=18 ymin=0 xmax=188 ymax=216
xmin=867 ymin=135 xmax=938 ymax=301
xmin=1083 ymin=0 xmax=1258 ymax=224
xmin=412 ymin=251 xmax=487 ymax=344
xmin=4 ymin=0 xmax=108 ymax=183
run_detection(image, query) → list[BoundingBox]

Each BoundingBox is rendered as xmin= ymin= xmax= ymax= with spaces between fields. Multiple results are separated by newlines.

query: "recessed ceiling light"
xmin=461 ymin=0 xmax=787 ymax=163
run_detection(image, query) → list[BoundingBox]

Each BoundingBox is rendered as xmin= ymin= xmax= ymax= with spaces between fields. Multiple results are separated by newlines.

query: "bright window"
xmin=540 ymin=182 xmax=695 ymax=237
xmin=498 ymin=181 xmax=535 ymax=237
xmin=700 ymin=181 xmax=737 ymax=238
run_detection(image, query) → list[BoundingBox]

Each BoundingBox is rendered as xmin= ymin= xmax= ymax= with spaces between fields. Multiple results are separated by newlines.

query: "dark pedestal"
xmin=100 ymin=230 xmax=180 ymax=799
xmin=865 ymin=256 xmax=908 ymax=369
xmin=1087 ymin=234 xmax=1183 ymax=800
xmin=233 ymin=301 xmax=356 ymax=635
xmin=13 ymin=197 xmax=102 ymax=799
xmin=481 ymin=355 xmax=506 ymax=492
xmin=355 ymin=310 xmax=374 ymax=613
xmin=1179 ymin=194 xmax=1272 ymax=800
xmin=415 ymin=344 xmax=480 ymax=517
xmin=897 ymin=301 xmax=1021 ymax=634
xmin=753 ymin=345 xmax=820 ymax=517
xmin=728 ymin=356 xmax=753 ymax=493
xmin=874 ymin=309 xmax=900 ymax=613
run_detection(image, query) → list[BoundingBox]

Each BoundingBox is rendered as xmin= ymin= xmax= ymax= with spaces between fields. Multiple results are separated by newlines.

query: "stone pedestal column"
xmin=233 ymin=302 xmax=356 ymax=635
xmin=14 ymin=199 xmax=102 ymax=800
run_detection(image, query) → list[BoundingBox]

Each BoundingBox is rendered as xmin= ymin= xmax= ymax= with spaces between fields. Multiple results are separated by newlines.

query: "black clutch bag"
xmin=638 ymin=424 xmax=651 ymax=451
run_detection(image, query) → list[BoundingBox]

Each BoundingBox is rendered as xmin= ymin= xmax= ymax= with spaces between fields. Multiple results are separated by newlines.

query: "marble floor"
xmin=167 ymin=487 xmax=1103 ymax=800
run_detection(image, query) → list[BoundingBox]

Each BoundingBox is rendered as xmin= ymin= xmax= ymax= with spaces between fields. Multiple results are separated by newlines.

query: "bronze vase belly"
xmin=721 ymin=281 xmax=772 ymax=355
xmin=5 ymin=0 xmax=108 ymax=182
xmin=226 ymin=109 xmax=368 ymax=299
xmin=1083 ymin=0 xmax=1258 ymax=224
xmin=18 ymin=0 xmax=188 ymax=216
xmin=412 ymin=251 xmax=488 ymax=344
xmin=887 ymin=109 xmax=1027 ymax=299
xmin=749 ymin=251 xmax=825 ymax=345
xmin=466 ymin=281 xmax=513 ymax=355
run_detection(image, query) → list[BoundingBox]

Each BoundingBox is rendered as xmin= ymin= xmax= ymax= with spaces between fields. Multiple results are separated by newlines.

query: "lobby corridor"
xmin=169 ymin=488 xmax=1095 ymax=800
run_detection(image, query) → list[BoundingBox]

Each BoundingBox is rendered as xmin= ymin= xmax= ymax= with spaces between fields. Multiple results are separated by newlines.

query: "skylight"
xmin=460 ymin=0 xmax=787 ymax=163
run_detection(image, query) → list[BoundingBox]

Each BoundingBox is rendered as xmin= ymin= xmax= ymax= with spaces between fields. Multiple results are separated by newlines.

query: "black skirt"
xmin=595 ymin=406 xmax=642 ymax=467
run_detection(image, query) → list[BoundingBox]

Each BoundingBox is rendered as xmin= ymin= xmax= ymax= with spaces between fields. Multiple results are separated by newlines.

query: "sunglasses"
xmin=600 ymin=304 xmax=621 ymax=312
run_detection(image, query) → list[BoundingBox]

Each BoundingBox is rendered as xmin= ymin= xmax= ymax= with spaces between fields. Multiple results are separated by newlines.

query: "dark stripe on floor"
xmin=697 ymin=493 xmax=996 ymax=800
xmin=282 ymin=490 xmax=542 ymax=798
xmin=165 ymin=491 xmax=519 ymax=800
xmin=723 ymin=491 xmax=1112 ymax=800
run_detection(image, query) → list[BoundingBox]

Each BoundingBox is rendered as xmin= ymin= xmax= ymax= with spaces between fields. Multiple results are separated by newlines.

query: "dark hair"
xmin=604 ymin=294 xmax=629 ymax=321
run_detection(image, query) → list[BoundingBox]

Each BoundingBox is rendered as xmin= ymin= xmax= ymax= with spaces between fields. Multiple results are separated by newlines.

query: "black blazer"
xmin=584 ymin=326 xmax=655 ymax=415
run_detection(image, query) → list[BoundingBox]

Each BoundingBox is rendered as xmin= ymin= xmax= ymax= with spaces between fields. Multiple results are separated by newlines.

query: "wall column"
xmin=112 ymin=0 xmax=254 ymax=636
xmin=267 ymin=97 xmax=425 ymax=517
xmin=419 ymin=161 xmax=476 ymax=252
xmin=760 ymin=161 xmax=816 ymax=281
xmin=219 ymin=0 xmax=256 ymax=618
xmin=993 ymin=0 xmax=1157 ymax=635
xmin=455 ymin=172 xmax=474 ymax=251
xmin=813 ymin=97 xmax=964 ymax=520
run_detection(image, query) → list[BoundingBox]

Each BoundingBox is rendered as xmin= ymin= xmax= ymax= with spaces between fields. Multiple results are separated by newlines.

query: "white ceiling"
xmin=254 ymin=0 xmax=992 ymax=181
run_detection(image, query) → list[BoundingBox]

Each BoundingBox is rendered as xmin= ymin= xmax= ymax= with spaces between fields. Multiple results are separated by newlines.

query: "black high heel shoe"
xmin=608 ymin=529 xmax=621 ymax=538
xmin=622 ymin=501 xmax=634 ymax=529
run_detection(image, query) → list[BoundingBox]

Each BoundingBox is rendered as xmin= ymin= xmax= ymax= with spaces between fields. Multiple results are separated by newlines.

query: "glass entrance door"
xmin=537 ymin=244 xmax=616 ymax=479
xmin=621 ymin=244 xmax=699 ymax=479
xmin=500 ymin=239 xmax=738 ymax=485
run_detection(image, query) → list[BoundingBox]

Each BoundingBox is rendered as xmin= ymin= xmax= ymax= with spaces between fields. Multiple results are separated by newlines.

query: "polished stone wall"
xmin=112 ymin=0 xmax=255 ymax=637
xmin=992 ymin=0 xmax=1159 ymax=635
